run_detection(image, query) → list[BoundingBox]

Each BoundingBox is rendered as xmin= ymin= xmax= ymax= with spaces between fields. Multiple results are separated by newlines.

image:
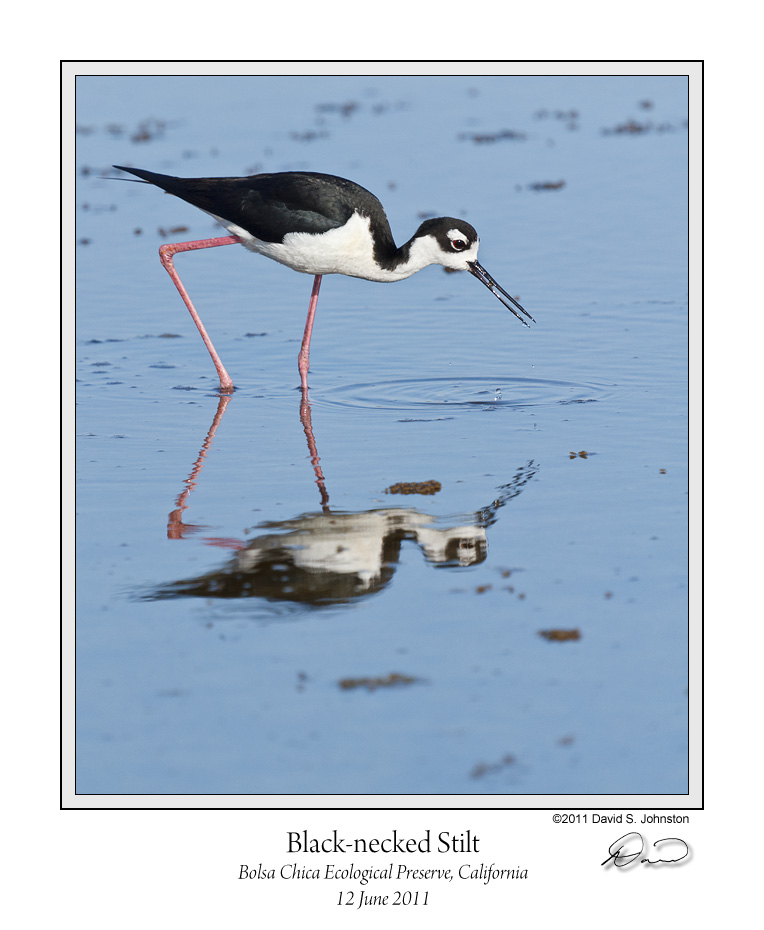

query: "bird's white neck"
xmin=212 ymin=211 xmax=476 ymax=282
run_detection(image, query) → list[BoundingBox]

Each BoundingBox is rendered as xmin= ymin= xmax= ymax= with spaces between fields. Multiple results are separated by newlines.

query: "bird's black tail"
xmin=113 ymin=165 xmax=176 ymax=187
xmin=111 ymin=165 xmax=244 ymax=218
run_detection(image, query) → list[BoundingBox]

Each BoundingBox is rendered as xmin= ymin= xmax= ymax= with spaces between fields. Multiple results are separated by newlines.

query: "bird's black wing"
xmin=113 ymin=167 xmax=389 ymax=244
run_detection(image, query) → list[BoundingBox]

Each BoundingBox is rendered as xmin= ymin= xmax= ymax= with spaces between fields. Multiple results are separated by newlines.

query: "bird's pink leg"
xmin=158 ymin=236 xmax=239 ymax=392
xmin=298 ymin=274 xmax=323 ymax=391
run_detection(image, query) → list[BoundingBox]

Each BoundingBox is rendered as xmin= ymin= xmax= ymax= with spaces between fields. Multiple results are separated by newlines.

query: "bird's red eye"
xmin=451 ymin=239 xmax=468 ymax=251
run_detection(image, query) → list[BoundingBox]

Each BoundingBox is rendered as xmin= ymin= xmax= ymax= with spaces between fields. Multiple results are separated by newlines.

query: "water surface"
xmin=75 ymin=75 xmax=688 ymax=796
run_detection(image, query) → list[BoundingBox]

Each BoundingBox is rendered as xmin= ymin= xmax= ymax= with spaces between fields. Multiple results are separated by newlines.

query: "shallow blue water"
xmin=75 ymin=74 xmax=688 ymax=795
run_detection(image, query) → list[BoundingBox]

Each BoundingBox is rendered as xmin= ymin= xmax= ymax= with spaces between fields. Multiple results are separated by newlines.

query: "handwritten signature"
xmin=601 ymin=832 xmax=689 ymax=867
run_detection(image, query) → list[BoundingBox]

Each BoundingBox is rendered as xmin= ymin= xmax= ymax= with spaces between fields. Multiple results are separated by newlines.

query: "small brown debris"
xmin=538 ymin=629 xmax=581 ymax=642
xmin=385 ymin=480 xmax=441 ymax=496
xmin=528 ymin=180 xmax=566 ymax=191
xmin=338 ymin=672 xmax=419 ymax=692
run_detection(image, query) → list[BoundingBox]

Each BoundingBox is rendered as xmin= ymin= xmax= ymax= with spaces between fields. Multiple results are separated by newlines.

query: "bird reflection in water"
xmin=151 ymin=389 xmax=536 ymax=607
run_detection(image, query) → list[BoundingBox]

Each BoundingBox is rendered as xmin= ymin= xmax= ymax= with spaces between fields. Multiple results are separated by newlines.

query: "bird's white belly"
xmin=210 ymin=211 xmax=412 ymax=281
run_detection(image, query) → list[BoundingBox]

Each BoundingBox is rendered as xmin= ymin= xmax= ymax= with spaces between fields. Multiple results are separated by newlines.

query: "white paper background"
xmin=5 ymin=43 xmax=750 ymax=926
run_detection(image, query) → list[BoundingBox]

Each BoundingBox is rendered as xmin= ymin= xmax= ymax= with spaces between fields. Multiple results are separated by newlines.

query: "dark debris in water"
xmin=316 ymin=100 xmax=360 ymax=117
xmin=533 ymin=108 xmax=580 ymax=122
xmin=458 ymin=129 xmax=526 ymax=144
xmin=385 ymin=480 xmax=442 ymax=496
xmin=470 ymin=753 xmax=516 ymax=778
xmin=528 ymin=180 xmax=566 ymax=191
xmin=538 ymin=629 xmax=581 ymax=642
xmin=338 ymin=672 xmax=421 ymax=692
xmin=290 ymin=130 xmax=329 ymax=142
xmin=76 ymin=117 xmax=175 ymax=144
xmin=80 ymin=202 xmax=117 ymax=213
xmin=601 ymin=118 xmax=687 ymax=135
xmin=397 ymin=417 xmax=455 ymax=423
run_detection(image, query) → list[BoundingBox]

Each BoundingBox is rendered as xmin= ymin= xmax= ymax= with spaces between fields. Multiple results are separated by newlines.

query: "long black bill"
xmin=468 ymin=260 xmax=535 ymax=326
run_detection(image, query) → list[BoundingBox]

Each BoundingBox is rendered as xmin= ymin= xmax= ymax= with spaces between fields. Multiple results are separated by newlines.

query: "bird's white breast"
xmin=210 ymin=211 xmax=424 ymax=282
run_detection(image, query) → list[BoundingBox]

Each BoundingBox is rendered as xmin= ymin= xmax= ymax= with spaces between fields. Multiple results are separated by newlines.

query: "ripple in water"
xmin=316 ymin=377 xmax=606 ymax=413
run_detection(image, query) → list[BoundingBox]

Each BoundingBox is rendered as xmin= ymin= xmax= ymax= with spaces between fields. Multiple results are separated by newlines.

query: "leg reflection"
xmin=167 ymin=393 xmax=232 ymax=539
xmin=299 ymin=383 xmax=330 ymax=512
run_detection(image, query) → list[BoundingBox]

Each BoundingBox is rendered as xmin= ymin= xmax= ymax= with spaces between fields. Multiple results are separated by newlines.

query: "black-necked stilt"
xmin=114 ymin=166 xmax=534 ymax=392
